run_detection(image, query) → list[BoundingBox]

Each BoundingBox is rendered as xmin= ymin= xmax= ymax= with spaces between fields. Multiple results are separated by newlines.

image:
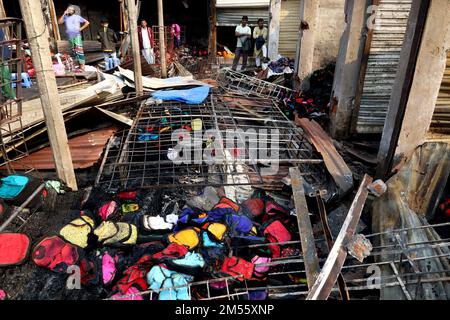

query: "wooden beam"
xmin=376 ymin=0 xmax=430 ymax=179
xmin=290 ymin=167 xmax=320 ymax=290
xmin=394 ymin=0 xmax=450 ymax=167
xmin=306 ymin=174 xmax=373 ymax=300
xmin=0 ymin=0 xmax=7 ymax=19
xmin=315 ymin=195 xmax=350 ymax=300
xmin=268 ymin=0 xmax=281 ymax=61
xmin=18 ymin=0 xmax=77 ymax=191
xmin=208 ymin=0 xmax=217 ymax=58
xmin=125 ymin=0 xmax=143 ymax=94
xmin=47 ymin=0 xmax=61 ymax=41
xmin=157 ymin=0 xmax=167 ymax=78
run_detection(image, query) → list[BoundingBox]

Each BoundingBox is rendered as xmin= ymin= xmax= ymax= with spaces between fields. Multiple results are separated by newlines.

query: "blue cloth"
xmin=152 ymin=86 xmax=210 ymax=104
xmin=172 ymin=252 xmax=205 ymax=268
xmin=147 ymin=265 xmax=193 ymax=300
xmin=63 ymin=14 xmax=87 ymax=39
xmin=202 ymin=232 xmax=224 ymax=248
xmin=0 ymin=176 xmax=29 ymax=199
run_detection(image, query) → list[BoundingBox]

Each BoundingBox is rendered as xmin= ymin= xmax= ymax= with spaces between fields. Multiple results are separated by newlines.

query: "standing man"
xmin=138 ymin=19 xmax=155 ymax=65
xmin=253 ymin=18 xmax=268 ymax=68
xmin=58 ymin=5 xmax=90 ymax=72
xmin=231 ymin=16 xmax=251 ymax=72
xmin=97 ymin=18 xmax=119 ymax=70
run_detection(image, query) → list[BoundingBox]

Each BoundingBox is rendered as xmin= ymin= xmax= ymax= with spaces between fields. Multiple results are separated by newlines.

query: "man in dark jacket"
xmin=97 ymin=18 xmax=119 ymax=70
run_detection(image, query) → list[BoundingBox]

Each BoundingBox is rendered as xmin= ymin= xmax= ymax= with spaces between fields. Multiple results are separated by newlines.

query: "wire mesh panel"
xmin=217 ymin=68 xmax=295 ymax=100
xmin=96 ymin=93 xmax=328 ymax=192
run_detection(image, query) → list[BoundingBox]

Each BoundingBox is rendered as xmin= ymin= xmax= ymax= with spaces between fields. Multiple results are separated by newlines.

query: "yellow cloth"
xmin=94 ymin=221 xmax=137 ymax=246
xmin=253 ymin=27 xmax=268 ymax=57
xmin=168 ymin=229 xmax=199 ymax=249
xmin=208 ymin=223 xmax=227 ymax=241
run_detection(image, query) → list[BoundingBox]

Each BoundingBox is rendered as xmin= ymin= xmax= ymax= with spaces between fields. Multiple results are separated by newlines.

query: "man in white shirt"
xmin=138 ymin=19 xmax=155 ymax=65
xmin=231 ymin=16 xmax=252 ymax=71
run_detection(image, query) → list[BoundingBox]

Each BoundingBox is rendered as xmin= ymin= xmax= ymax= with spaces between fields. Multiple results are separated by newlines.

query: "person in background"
xmin=58 ymin=5 xmax=90 ymax=72
xmin=0 ymin=27 xmax=15 ymax=100
xmin=97 ymin=18 xmax=119 ymax=70
xmin=253 ymin=18 xmax=268 ymax=68
xmin=138 ymin=19 xmax=155 ymax=65
xmin=171 ymin=23 xmax=181 ymax=49
xmin=231 ymin=16 xmax=252 ymax=72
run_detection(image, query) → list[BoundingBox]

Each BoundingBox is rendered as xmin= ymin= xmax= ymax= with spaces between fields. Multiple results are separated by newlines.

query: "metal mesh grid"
xmin=96 ymin=93 xmax=327 ymax=192
xmin=217 ymin=68 xmax=295 ymax=100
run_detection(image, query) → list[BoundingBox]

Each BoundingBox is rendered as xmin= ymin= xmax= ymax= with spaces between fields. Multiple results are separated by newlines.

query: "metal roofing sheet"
xmin=4 ymin=127 xmax=118 ymax=170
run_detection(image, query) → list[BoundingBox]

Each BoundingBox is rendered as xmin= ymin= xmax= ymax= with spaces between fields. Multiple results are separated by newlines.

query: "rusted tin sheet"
xmin=3 ymin=127 xmax=118 ymax=170
xmin=295 ymin=116 xmax=354 ymax=196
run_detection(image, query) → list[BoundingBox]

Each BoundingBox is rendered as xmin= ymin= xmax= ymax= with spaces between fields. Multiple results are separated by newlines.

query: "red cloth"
xmin=152 ymin=243 xmax=188 ymax=260
xmin=221 ymin=256 xmax=254 ymax=280
xmin=137 ymin=26 xmax=155 ymax=50
xmin=0 ymin=233 xmax=30 ymax=266
xmin=32 ymin=236 xmax=79 ymax=272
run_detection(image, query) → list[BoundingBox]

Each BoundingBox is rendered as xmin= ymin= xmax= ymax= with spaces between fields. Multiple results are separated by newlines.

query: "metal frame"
xmin=96 ymin=92 xmax=327 ymax=192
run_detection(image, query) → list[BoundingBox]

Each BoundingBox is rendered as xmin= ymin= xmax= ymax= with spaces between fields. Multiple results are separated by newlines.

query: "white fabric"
xmin=141 ymin=28 xmax=151 ymax=49
xmin=142 ymin=48 xmax=154 ymax=64
xmin=235 ymin=25 xmax=251 ymax=48
xmin=166 ymin=214 xmax=179 ymax=225
xmin=256 ymin=45 xmax=268 ymax=66
xmin=143 ymin=215 xmax=174 ymax=231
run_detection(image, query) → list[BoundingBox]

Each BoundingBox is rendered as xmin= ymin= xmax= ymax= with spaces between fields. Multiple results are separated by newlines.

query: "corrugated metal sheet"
xmin=356 ymin=0 xmax=412 ymax=134
xmin=430 ymin=53 xmax=450 ymax=133
xmin=216 ymin=0 xmax=270 ymax=8
xmin=217 ymin=7 xmax=269 ymax=27
xmin=3 ymin=127 xmax=118 ymax=170
xmin=279 ymin=0 xmax=301 ymax=58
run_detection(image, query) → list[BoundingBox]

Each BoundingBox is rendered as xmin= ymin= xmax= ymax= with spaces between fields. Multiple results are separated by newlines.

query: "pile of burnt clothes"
xmin=284 ymin=63 xmax=335 ymax=120
xmin=268 ymin=57 xmax=295 ymax=74
xmin=29 ymin=187 xmax=301 ymax=300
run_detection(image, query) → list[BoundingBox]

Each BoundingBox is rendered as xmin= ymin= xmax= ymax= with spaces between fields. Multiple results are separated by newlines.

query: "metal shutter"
xmin=217 ymin=7 xmax=269 ymax=27
xmin=430 ymin=52 xmax=450 ymax=133
xmin=355 ymin=0 xmax=412 ymax=134
xmin=279 ymin=0 xmax=301 ymax=58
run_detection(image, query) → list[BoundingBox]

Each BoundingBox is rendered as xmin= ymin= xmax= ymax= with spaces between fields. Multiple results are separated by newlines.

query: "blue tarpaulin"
xmin=152 ymin=86 xmax=210 ymax=104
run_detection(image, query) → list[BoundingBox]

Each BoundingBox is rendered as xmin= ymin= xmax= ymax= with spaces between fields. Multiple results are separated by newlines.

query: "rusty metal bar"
xmin=307 ymin=174 xmax=373 ymax=300
xmin=0 ymin=183 xmax=45 ymax=232
xmin=290 ymin=167 xmax=320 ymax=289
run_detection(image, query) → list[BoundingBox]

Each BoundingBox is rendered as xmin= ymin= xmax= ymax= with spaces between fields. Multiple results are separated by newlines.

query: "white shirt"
xmin=235 ymin=25 xmax=251 ymax=48
xmin=141 ymin=28 xmax=151 ymax=49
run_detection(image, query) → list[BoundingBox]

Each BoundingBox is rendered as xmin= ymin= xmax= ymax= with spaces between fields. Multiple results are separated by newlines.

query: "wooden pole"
xmin=0 ymin=0 xmax=7 ymax=19
xmin=157 ymin=0 xmax=167 ymax=78
xmin=125 ymin=0 xmax=143 ymax=94
xmin=18 ymin=0 xmax=78 ymax=191
xmin=208 ymin=0 xmax=217 ymax=58
xmin=47 ymin=0 xmax=61 ymax=41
